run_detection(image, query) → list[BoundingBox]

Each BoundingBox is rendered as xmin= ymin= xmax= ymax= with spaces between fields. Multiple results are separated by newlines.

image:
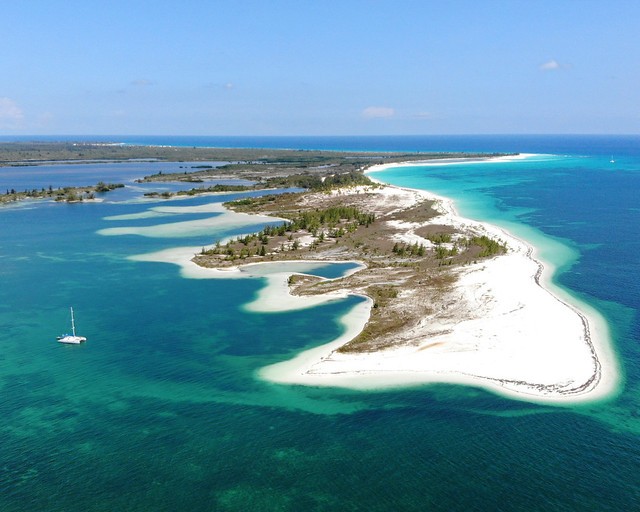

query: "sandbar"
xmin=259 ymin=160 xmax=620 ymax=404
xmin=122 ymin=157 xmax=620 ymax=404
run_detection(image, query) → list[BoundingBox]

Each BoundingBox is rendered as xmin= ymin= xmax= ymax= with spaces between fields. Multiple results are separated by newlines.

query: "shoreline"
xmin=122 ymin=155 xmax=619 ymax=404
xmin=258 ymin=159 xmax=620 ymax=404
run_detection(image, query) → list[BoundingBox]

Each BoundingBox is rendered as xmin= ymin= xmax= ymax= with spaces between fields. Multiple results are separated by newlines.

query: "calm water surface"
xmin=1 ymin=136 xmax=639 ymax=511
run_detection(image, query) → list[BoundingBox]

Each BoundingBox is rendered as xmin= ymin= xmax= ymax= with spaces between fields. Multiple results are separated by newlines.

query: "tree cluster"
xmin=287 ymin=206 xmax=375 ymax=234
xmin=464 ymin=235 xmax=507 ymax=257
xmin=392 ymin=242 xmax=427 ymax=257
xmin=426 ymin=233 xmax=452 ymax=244
xmin=201 ymin=205 xmax=375 ymax=262
xmin=262 ymin=170 xmax=374 ymax=191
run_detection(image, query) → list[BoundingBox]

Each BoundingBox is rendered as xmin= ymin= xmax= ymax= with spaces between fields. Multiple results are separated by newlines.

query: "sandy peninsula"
xmin=129 ymin=157 xmax=619 ymax=404
xmin=255 ymin=161 xmax=618 ymax=404
xmin=5 ymin=142 xmax=617 ymax=403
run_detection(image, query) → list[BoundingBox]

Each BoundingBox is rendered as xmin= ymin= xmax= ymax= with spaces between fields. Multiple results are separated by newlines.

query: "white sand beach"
xmin=259 ymin=161 xmax=620 ymax=404
xmin=123 ymin=158 xmax=620 ymax=404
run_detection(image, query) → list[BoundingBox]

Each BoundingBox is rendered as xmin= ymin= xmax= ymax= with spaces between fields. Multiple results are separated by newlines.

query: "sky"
xmin=1 ymin=0 xmax=638 ymax=136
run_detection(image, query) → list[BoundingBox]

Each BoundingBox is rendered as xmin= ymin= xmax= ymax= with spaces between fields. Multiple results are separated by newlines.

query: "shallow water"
xmin=1 ymin=137 xmax=640 ymax=511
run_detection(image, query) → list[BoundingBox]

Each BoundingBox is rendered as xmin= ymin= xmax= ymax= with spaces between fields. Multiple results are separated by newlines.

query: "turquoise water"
xmin=1 ymin=138 xmax=640 ymax=511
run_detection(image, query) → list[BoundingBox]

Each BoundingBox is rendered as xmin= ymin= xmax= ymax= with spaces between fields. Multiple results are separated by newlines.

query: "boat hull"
xmin=57 ymin=307 xmax=86 ymax=344
xmin=57 ymin=335 xmax=87 ymax=344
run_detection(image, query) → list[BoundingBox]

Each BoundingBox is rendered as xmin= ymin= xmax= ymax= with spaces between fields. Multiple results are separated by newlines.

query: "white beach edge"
xmin=258 ymin=158 xmax=621 ymax=404
xmin=123 ymin=156 xmax=621 ymax=405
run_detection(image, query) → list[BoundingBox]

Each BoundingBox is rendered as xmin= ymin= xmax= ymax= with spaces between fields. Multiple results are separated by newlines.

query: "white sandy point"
xmin=132 ymin=243 xmax=365 ymax=312
xmin=260 ymin=158 xmax=620 ymax=404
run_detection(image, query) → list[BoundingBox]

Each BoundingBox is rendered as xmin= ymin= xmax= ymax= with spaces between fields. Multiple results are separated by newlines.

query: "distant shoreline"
xmin=0 ymin=140 xmax=508 ymax=168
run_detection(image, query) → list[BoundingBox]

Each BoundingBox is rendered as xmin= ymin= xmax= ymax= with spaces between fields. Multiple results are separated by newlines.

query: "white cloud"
xmin=362 ymin=106 xmax=395 ymax=119
xmin=0 ymin=97 xmax=24 ymax=128
xmin=414 ymin=111 xmax=434 ymax=119
xmin=540 ymin=59 xmax=561 ymax=71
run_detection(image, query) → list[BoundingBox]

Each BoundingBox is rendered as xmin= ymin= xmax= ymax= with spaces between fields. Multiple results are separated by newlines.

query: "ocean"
xmin=0 ymin=135 xmax=639 ymax=511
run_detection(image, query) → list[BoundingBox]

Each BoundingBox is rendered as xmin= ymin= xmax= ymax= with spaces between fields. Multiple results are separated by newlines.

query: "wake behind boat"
xmin=57 ymin=307 xmax=87 ymax=344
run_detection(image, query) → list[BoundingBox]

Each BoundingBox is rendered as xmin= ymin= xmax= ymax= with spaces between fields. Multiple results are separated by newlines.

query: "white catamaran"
xmin=57 ymin=307 xmax=87 ymax=344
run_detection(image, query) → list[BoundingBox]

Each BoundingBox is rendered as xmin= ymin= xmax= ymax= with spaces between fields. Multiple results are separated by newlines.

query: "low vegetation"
xmin=465 ymin=235 xmax=507 ymax=257
xmin=199 ymin=205 xmax=376 ymax=262
xmin=2 ymin=142 xmax=514 ymax=356
xmin=196 ymin=191 xmax=507 ymax=272
xmin=0 ymin=142 xmax=510 ymax=169
xmin=141 ymin=170 xmax=378 ymax=200
xmin=1 ymin=182 xmax=124 ymax=204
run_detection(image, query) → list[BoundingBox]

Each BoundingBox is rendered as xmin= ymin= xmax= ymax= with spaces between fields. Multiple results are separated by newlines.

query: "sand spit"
xmin=127 ymin=156 xmax=619 ymax=404
xmin=259 ymin=160 xmax=619 ymax=404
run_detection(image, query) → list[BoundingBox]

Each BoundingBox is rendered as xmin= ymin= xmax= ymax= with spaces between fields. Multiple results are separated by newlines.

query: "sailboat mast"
xmin=70 ymin=307 xmax=76 ymax=337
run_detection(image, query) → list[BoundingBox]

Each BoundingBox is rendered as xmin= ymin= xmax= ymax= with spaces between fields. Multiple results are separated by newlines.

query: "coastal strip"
xmin=119 ymin=155 xmax=619 ymax=404
xmin=258 ymin=160 xmax=619 ymax=404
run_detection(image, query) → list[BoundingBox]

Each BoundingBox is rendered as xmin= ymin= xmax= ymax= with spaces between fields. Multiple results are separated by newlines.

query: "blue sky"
xmin=1 ymin=0 xmax=638 ymax=135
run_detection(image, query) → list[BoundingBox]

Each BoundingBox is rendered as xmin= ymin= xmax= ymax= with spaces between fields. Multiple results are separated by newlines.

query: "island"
xmin=1 ymin=181 xmax=124 ymax=204
xmin=182 ymin=160 xmax=616 ymax=404
xmin=1 ymin=142 xmax=619 ymax=403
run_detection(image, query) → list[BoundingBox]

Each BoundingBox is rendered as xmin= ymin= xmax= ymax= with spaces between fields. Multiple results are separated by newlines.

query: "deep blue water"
xmin=1 ymin=135 xmax=639 ymax=511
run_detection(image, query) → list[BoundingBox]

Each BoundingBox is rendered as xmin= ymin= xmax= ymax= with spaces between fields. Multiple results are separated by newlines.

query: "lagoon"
xmin=1 ymin=136 xmax=639 ymax=511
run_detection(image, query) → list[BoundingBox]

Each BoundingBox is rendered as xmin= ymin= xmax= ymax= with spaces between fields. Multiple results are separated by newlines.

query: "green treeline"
xmin=2 ymin=182 xmax=123 ymax=203
xmin=176 ymin=183 xmax=254 ymax=195
xmin=262 ymin=170 xmax=374 ymax=191
xmin=286 ymin=206 xmax=375 ymax=232
xmin=426 ymin=233 xmax=452 ymax=244
xmin=94 ymin=182 xmax=125 ymax=193
xmin=143 ymin=170 xmax=375 ymax=199
xmin=392 ymin=242 xmax=427 ymax=257
xmin=465 ymin=235 xmax=507 ymax=257
xmin=393 ymin=234 xmax=506 ymax=261
xmin=202 ymin=205 xmax=375 ymax=261
xmin=435 ymin=245 xmax=459 ymax=259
